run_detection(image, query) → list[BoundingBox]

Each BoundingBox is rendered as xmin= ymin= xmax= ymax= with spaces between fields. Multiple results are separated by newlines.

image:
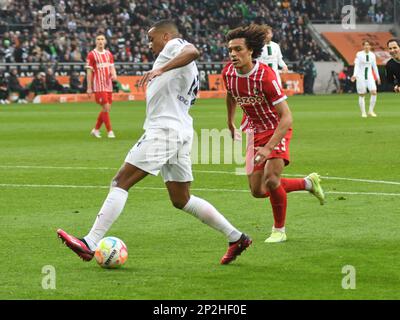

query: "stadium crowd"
xmin=0 ymin=0 xmax=396 ymax=100
xmin=0 ymin=0 xmax=357 ymax=65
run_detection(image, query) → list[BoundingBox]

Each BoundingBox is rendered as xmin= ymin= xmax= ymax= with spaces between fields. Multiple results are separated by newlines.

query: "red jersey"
xmin=222 ymin=61 xmax=287 ymax=133
xmin=86 ymin=49 xmax=114 ymax=92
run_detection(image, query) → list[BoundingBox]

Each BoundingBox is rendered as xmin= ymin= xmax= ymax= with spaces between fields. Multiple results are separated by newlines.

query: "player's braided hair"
xmin=225 ymin=24 xmax=268 ymax=59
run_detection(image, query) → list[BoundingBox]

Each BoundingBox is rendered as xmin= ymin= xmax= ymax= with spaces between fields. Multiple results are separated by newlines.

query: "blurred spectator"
xmin=0 ymin=75 xmax=10 ymax=104
xmin=375 ymin=12 xmax=384 ymax=23
xmin=29 ymin=72 xmax=47 ymax=96
xmin=45 ymin=68 xmax=66 ymax=93
xmin=300 ymin=52 xmax=317 ymax=94
xmin=7 ymin=68 xmax=29 ymax=103
xmin=69 ymin=71 xmax=85 ymax=93
xmin=338 ymin=66 xmax=353 ymax=93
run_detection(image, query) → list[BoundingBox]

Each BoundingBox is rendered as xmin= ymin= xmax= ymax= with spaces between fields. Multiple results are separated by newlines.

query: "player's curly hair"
xmin=225 ymin=24 xmax=268 ymax=59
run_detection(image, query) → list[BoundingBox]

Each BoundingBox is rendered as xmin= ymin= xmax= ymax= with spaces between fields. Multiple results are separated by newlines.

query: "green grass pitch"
xmin=0 ymin=93 xmax=399 ymax=300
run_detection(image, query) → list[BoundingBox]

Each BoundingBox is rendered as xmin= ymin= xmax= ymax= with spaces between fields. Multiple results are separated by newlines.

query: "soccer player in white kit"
xmin=57 ymin=20 xmax=251 ymax=265
xmin=258 ymin=25 xmax=288 ymax=87
xmin=351 ymin=41 xmax=381 ymax=117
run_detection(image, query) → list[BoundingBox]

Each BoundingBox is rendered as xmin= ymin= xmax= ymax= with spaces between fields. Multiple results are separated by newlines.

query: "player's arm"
xmin=86 ymin=68 xmax=93 ymax=95
xmin=351 ymin=55 xmax=359 ymax=82
xmin=139 ymin=44 xmax=199 ymax=86
xmin=85 ymin=52 xmax=94 ymax=95
xmin=226 ymin=92 xmax=241 ymax=140
xmin=110 ymin=54 xmax=117 ymax=81
xmin=372 ymin=56 xmax=381 ymax=85
xmin=254 ymin=100 xmax=292 ymax=164
xmin=386 ymin=64 xmax=399 ymax=92
xmin=111 ymin=66 xmax=117 ymax=81
xmin=277 ymin=46 xmax=288 ymax=72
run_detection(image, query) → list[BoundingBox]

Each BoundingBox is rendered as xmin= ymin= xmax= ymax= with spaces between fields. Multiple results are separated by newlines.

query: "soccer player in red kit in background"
xmin=86 ymin=34 xmax=116 ymax=138
xmin=223 ymin=24 xmax=325 ymax=243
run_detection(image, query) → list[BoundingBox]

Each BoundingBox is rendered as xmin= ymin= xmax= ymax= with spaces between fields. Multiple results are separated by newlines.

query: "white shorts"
xmin=125 ymin=128 xmax=193 ymax=182
xmin=356 ymin=78 xmax=377 ymax=94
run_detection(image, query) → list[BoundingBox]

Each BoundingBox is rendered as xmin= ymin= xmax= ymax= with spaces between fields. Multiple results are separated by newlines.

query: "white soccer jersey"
xmin=258 ymin=41 xmax=287 ymax=85
xmin=144 ymin=38 xmax=199 ymax=132
xmin=352 ymin=50 xmax=380 ymax=82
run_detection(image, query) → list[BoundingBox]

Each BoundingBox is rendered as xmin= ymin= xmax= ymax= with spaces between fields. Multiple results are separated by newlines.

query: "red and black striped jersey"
xmin=222 ymin=61 xmax=287 ymax=133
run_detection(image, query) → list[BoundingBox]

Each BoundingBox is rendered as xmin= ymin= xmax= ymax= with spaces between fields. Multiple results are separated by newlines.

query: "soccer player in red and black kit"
xmin=86 ymin=34 xmax=116 ymax=138
xmin=223 ymin=24 xmax=325 ymax=243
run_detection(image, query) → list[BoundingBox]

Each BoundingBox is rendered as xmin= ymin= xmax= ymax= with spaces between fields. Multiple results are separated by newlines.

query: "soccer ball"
xmin=94 ymin=237 xmax=128 ymax=269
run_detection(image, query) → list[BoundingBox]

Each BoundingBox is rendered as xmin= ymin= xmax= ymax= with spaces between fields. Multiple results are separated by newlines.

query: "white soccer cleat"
xmin=368 ymin=111 xmax=377 ymax=117
xmin=361 ymin=113 xmax=367 ymax=118
xmin=107 ymin=131 xmax=116 ymax=138
xmin=90 ymin=129 xmax=101 ymax=138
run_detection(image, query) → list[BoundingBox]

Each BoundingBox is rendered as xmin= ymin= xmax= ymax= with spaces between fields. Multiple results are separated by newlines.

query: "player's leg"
xmin=356 ymin=81 xmax=367 ymax=117
xmin=263 ymin=174 xmax=325 ymax=205
xmin=91 ymin=92 xmax=104 ymax=138
xmin=166 ymin=181 xmax=243 ymax=242
xmin=251 ymin=172 xmax=306 ymax=197
xmin=165 ymin=181 xmax=251 ymax=265
xmin=103 ymin=93 xmax=115 ymax=137
xmin=57 ymin=163 xmax=148 ymax=260
xmin=162 ymin=132 xmax=251 ymax=265
xmin=263 ymin=158 xmax=288 ymax=243
xmin=100 ymin=103 xmax=115 ymax=138
xmin=82 ymin=163 xmax=148 ymax=249
xmin=58 ymin=130 xmax=171 ymax=260
xmin=368 ymin=79 xmax=378 ymax=117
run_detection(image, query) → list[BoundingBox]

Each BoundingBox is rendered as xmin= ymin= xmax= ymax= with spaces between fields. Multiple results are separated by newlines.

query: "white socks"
xmin=84 ymin=191 xmax=242 ymax=250
xmin=273 ymin=226 xmax=286 ymax=233
xmin=84 ymin=187 xmax=128 ymax=250
xmin=304 ymin=178 xmax=312 ymax=191
xmin=182 ymin=195 xmax=242 ymax=243
xmin=359 ymin=96 xmax=366 ymax=115
xmin=369 ymin=95 xmax=377 ymax=113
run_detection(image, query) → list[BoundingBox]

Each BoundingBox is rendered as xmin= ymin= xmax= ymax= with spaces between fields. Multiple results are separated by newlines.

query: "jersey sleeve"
xmin=163 ymin=38 xmax=188 ymax=58
xmin=262 ymin=68 xmax=287 ymax=106
xmin=277 ymin=45 xmax=287 ymax=69
xmin=221 ymin=64 xmax=231 ymax=94
xmin=353 ymin=53 xmax=360 ymax=77
xmin=371 ymin=54 xmax=380 ymax=81
xmin=85 ymin=51 xmax=95 ymax=69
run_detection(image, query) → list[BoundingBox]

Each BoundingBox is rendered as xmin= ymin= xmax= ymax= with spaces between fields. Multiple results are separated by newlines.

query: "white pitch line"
xmin=0 ymin=165 xmax=400 ymax=186
xmin=0 ymin=183 xmax=399 ymax=197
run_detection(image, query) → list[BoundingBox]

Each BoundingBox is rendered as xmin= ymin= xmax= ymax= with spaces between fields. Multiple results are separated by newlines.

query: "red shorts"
xmin=94 ymin=92 xmax=112 ymax=105
xmin=245 ymin=128 xmax=293 ymax=174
